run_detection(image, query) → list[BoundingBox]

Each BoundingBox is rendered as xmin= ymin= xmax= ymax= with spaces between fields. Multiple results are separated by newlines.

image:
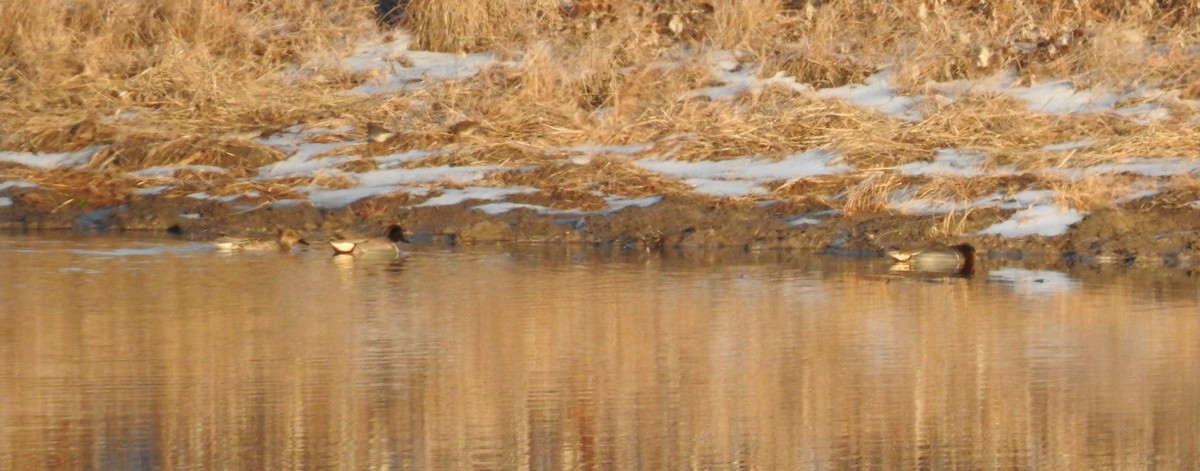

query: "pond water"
xmin=1 ymin=234 xmax=1198 ymax=469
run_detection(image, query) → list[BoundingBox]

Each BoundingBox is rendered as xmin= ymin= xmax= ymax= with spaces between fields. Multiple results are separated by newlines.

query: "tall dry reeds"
xmin=0 ymin=0 xmax=371 ymax=148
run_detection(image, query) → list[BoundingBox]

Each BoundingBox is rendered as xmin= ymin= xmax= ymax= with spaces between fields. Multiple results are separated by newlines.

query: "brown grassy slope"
xmin=3 ymin=0 xmax=1197 ymax=150
xmin=0 ymin=0 xmax=372 ymax=151
xmin=1 ymin=0 xmax=1199 ymax=217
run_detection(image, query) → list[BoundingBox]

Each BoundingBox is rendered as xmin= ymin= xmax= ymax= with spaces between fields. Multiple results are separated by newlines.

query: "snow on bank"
xmin=343 ymin=34 xmax=498 ymax=95
xmin=978 ymin=205 xmax=1087 ymax=237
xmin=2 ymin=32 xmax=1198 ymax=240
xmin=636 ymin=149 xmax=848 ymax=197
xmin=472 ymin=195 xmax=663 ymax=216
xmin=0 ymin=145 xmax=102 ymax=169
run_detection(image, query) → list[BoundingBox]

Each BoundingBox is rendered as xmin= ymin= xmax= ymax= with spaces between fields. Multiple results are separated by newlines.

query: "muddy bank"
xmin=4 ymin=186 xmax=1200 ymax=270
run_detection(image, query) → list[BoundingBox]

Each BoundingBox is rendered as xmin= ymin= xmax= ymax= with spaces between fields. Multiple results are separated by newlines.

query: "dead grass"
xmin=403 ymin=144 xmax=565 ymax=168
xmin=2 ymin=0 xmax=1199 ymax=220
xmin=1046 ymin=172 xmax=1146 ymax=210
xmin=0 ymin=168 xmax=136 ymax=208
xmin=87 ymin=136 xmax=286 ymax=176
xmin=484 ymin=155 xmax=693 ymax=198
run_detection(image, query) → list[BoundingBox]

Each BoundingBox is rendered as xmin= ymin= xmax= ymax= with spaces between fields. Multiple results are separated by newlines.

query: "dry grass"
xmin=2 ymin=0 xmax=1199 ymax=228
xmin=484 ymin=155 xmax=693 ymax=199
xmin=87 ymin=136 xmax=286 ymax=176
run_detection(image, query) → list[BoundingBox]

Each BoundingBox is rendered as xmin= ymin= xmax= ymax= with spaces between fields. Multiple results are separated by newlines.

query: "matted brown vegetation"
xmin=87 ymin=136 xmax=286 ymax=176
xmin=1 ymin=0 xmax=1199 ymax=247
xmin=484 ymin=155 xmax=693 ymax=201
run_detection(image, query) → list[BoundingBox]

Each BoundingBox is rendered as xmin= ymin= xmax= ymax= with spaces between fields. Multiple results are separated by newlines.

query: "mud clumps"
xmin=3 ymin=190 xmax=1200 ymax=271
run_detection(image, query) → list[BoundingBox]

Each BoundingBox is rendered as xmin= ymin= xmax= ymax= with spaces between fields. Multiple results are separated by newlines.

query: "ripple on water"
xmin=0 ymin=236 xmax=1197 ymax=469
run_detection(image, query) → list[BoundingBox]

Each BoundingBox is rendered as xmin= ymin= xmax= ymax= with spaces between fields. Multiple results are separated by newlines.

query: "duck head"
xmin=278 ymin=228 xmax=310 ymax=248
xmin=384 ymin=224 xmax=411 ymax=243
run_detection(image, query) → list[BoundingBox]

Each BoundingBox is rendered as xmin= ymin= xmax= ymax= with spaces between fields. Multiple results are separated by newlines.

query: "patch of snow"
xmin=472 ymin=194 xmax=662 ymax=216
xmin=187 ymin=192 xmax=243 ymax=203
xmin=888 ymin=194 xmax=977 ymax=215
xmin=375 ymin=149 xmax=442 ymax=168
xmin=178 ymin=212 xmax=201 ymax=220
xmin=357 ymin=164 xmax=505 ymax=186
xmin=0 ymin=180 xmax=38 ymax=191
xmin=1114 ymin=102 xmax=1170 ymax=123
xmin=299 ymin=185 xmax=402 ymax=209
xmin=637 ymin=149 xmax=848 ymax=197
xmin=1082 ymin=158 xmax=1200 ymax=177
xmin=268 ymin=199 xmax=307 ymax=208
xmin=891 ymin=188 xmax=1073 ymax=221
xmin=416 ymin=187 xmax=536 ymax=207
xmin=472 ymin=202 xmax=553 ymax=215
xmin=0 ymin=145 xmax=103 ymax=169
xmin=133 ymin=186 xmax=169 ymax=196
xmin=604 ymin=195 xmax=663 ymax=213
xmin=344 ymin=33 xmax=498 ymax=95
xmin=818 ymin=72 xmax=922 ymax=120
xmin=1041 ymin=138 xmax=1096 ymax=152
xmin=1116 ymin=188 xmax=1160 ymax=203
xmin=0 ymin=197 xmax=11 ymax=207
xmin=887 ymin=186 xmax=1000 ymax=215
xmin=897 ymin=148 xmax=1013 ymax=177
xmin=257 ymin=142 xmax=352 ymax=178
xmin=789 ymin=217 xmax=821 ymax=226
xmin=998 ymin=190 xmax=1057 ymax=208
xmin=687 ymin=51 xmax=811 ymax=100
xmin=978 ymin=205 xmax=1086 ymax=237
xmin=685 ymin=179 xmax=766 ymax=197
xmin=1006 ymin=79 xmax=1121 ymax=114
xmin=254 ymin=124 xmax=338 ymax=148
xmin=935 ymin=73 xmax=1171 ymax=121
xmin=131 ymin=165 xmax=227 ymax=177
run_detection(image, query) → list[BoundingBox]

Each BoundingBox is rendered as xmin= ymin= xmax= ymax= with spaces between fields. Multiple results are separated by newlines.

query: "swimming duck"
xmin=886 ymin=242 xmax=976 ymax=275
xmin=330 ymin=224 xmax=410 ymax=256
xmin=214 ymin=228 xmax=309 ymax=251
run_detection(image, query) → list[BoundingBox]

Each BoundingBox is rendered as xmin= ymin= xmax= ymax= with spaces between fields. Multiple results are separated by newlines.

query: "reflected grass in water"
xmin=0 ymin=235 xmax=1198 ymax=469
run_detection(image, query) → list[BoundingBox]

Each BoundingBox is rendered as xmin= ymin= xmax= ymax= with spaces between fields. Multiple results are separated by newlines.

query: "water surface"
xmin=1 ymin=234 xmax=1198 ymax=469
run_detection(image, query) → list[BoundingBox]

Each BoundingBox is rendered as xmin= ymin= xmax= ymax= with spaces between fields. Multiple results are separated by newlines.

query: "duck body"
xmin=886 ymin=243 xmax=975 ymax=275
xmin=214 ymin=229 xmax=309 ymax=251
xmin=330 ymin=224 xmax=410 ymax=256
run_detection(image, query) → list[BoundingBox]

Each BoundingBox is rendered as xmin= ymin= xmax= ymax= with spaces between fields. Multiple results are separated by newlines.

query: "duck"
xmin=330 ymin=224 xmax=410 ymax=256
xmin=886 ymin=242 xmax=976 ymax=275
xmin=214 ymin=228 xmax=309 ymax=251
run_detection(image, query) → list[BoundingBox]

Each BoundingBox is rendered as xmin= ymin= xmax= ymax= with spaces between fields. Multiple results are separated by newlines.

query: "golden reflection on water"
xmin=1 ymin=234 xmax=1198 ymax=469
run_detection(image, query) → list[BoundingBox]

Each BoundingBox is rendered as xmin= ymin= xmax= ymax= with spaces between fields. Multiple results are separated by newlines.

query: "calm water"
xmin=1 ymin=234 xmax=1198 ymax=470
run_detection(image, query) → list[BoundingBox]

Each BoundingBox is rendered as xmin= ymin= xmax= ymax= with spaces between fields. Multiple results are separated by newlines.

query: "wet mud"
xmin=3 ymin=185 xmax=1200 ymax=271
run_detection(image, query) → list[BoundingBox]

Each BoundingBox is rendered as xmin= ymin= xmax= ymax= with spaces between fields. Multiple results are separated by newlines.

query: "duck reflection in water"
xmin=886 ymin=243 xmax=976 ymax=277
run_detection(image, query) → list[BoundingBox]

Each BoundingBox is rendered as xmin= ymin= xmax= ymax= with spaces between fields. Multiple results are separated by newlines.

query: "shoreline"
xmin=4 ymin=4 xmax=1199 ymax=272
xmin=4 ymin=189 xmax=1199 ymax=270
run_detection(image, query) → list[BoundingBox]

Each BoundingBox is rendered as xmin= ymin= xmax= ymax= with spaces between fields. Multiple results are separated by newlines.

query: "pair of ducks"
xmin=214 ymin=224 xmax=410 ymax=255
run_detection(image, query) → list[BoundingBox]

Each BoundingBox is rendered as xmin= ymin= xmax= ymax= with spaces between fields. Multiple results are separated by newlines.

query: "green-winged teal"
xmin=214 ymin=228 xmax=309 ymax=251
xmin=330 ymin=224 xmax=410 ymax=256
xmin=886 ymin=242 xmax=976 ymax=274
